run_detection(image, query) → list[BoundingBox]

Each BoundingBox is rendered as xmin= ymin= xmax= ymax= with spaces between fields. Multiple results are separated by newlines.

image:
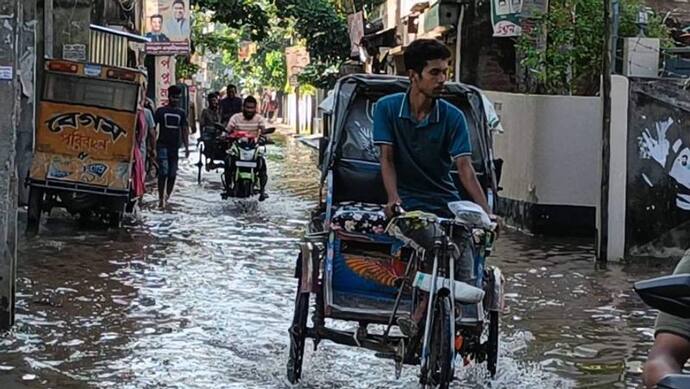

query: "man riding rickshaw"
xmin=286 ymin=39 xmax=505 ymax=388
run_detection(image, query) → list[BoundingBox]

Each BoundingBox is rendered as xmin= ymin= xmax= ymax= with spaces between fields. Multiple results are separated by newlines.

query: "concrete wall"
xmin=486 ymin=91 xmax=602 ymax=207
xmin=624 ymin=78 xmax=690 ymax=258
xmin=16 ymin=0 xmax=36 ymax=205
xmin=52 ymin=0 xmax=91 ymax=59
xmin=0 ymin=0 xmax=21 ymax=330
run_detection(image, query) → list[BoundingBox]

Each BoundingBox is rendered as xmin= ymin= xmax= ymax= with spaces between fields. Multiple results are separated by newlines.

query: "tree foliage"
xmin=516 ymin=0 xmax=670 ymax=95
xmin=275 ymin=0 xmax=350 ymax=88
xmin=190 ymin=0 xmax=356 ymax=90
xmin=193 ymin=0 xmax=271 ymax=41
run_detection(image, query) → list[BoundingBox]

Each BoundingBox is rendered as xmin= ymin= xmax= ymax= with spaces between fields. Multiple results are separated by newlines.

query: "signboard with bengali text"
xmin=155 ymin=56 xmax=176 ymax=107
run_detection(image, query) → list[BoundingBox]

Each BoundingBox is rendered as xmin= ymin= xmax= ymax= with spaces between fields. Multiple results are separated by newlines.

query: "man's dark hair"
xmin=207 ymin=92 xmax=219 ymax=100
xmin=173 ymin=0 xmax=185 ymax=7
xmin=168 ymin=85 xmax=182 ymax=98
xmin=244 ymin=96 xmax=257 ymax=106
xmin=403 ymin=39 xmax=451 ymax=76
xmin=227 ymin=84 xmax=237 ymax=92
xmin=150 ymin=14 xmax=163 ymax=21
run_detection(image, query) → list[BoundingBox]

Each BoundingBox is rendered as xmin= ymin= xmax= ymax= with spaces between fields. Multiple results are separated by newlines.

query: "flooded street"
xmin=1 ymin=138 xmax=676 ymax=388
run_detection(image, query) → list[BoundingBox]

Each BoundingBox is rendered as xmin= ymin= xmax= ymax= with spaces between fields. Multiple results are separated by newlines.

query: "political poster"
xmin=285 ymin=46 xmax=310 ymax=87
xmin=144 ymin=0 xmax=191 ymax=55
xmin=491 ymin=0 xmax=523 ymax=37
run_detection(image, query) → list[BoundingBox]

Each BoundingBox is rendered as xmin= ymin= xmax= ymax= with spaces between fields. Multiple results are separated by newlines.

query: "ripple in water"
xmin=1 ymin=138 xmax=671 ymax=388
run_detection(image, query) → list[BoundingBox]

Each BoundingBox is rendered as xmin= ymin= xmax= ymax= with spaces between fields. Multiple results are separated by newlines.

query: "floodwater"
xmin=1 ymin=137 xmax=678 ymax=388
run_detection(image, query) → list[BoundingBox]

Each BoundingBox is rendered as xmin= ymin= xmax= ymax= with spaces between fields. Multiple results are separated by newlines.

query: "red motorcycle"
xmin=221 ymin=128 xmax=275 ymax=199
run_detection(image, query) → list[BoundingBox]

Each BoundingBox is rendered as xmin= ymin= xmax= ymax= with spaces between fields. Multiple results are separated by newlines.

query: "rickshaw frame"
xmin=287 ymin=74 xmax=504 ymax=386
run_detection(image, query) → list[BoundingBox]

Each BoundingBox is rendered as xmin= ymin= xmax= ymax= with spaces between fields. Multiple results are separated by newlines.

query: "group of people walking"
xmin=135 ymin=84 xmax=275 ymax=209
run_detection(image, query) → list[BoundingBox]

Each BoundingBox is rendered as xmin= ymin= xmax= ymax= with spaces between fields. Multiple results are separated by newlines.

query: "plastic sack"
xmin=448 ymin=201 xmax=492 ymax=229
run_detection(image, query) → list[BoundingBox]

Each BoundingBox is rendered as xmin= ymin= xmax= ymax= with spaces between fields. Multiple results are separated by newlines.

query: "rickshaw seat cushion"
xmin=332 ymin=159 xmax=387 ymax=204
xmin=331 ymin=202 xmax=388 ymax=236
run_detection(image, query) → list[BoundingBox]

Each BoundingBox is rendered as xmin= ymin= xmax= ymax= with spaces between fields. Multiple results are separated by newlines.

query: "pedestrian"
xmin=154 ymin=85 xmax=190 ymax=209
xmin=143 ymin=98 xmax=157 ymax=181
xmin=220 ymin=84 xmax=242 ymax=125
xmin=261 ymin=88 xmax=271 ymax=117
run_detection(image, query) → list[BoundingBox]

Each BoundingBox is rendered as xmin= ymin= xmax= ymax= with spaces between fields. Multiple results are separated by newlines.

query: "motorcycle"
xmin=221 ymin=127 xmax=275 ymax=199
xmin=634 ymin=274 xmax=690 ymax=389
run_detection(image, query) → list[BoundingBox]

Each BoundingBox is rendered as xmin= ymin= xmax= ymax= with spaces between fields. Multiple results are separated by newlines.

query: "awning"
xmin=360 ymin=27 xmax=397 ymax=56
xmin=90 ymin=24 xmax=150 ymax=43
xmin=89 ymin=24 xmax=149 ymax=68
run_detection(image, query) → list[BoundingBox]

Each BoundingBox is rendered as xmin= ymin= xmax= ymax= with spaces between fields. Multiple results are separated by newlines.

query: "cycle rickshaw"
xmin=286 ymin=74 xmax=505 ymax=387
xmin=196 ymin=123 xmax=232 ymax=184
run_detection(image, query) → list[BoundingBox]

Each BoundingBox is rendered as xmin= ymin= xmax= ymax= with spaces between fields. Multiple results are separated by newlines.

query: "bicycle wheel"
xmin=287 ymin=253 xmax=309 ymax=384
xmin=196 ymin=143 xmax=204 ymax=184
xmin=486 ymin=310 xmax=499 ymax=377
xmin=423 ymin=296 xmax=453 ymax=388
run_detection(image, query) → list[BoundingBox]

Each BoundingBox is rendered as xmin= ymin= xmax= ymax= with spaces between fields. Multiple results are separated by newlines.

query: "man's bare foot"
xmin=158 ymin=199 xmax=166 ymax=209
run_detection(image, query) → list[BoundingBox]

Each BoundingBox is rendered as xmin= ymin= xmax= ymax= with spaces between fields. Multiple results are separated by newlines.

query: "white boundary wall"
xmin=485 ymin=91 xmax=602 ymax=207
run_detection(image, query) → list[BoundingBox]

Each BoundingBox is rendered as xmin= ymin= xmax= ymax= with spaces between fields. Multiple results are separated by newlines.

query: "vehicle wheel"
xmin=196 ymin=143 xmax=204 ymax=185
xmin=224 ymin=158 xmax=234 ymax=195
xmin=27 ymin=187 xmax=44 ymax=236
xmin=240 ymin=179 xmax=252 ymax=198
xmin=486 ymin=310 xmax=499 ymax=377
xmin=424 ymin=296 xmax=453 ymax=389
xmin=109 ymin=212 xmax=122 ymax=228
xmin=287 ymin=254 xmax=309 ymax=384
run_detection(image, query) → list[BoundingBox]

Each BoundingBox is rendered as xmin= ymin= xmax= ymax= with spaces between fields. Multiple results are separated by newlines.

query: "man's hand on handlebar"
xmin=384 ymin=200 xmax=404 ymax=219
xmin=489 ymin=214 xmax=502 ymax=238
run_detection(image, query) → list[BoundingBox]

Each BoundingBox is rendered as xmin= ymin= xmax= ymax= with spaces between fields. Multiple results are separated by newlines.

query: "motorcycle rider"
xmin=225 ymin=96 xmax=269 ymax=201
xmin=642 ymin=250 xmax=690 ymax=388
xmin=220 ymin=84 xmax=243 ymax=125
xmin=373 ymin=39 xmax=495 ymax=338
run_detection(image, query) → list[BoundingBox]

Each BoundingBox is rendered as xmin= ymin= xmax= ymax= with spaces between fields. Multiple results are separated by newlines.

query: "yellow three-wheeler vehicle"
xmin=26 ymin=59 xmax=145 ymax=233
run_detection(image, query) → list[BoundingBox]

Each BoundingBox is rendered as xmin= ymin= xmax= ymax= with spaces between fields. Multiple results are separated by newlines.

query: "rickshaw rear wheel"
xmin=486 ymin=310 xmax=499 ymax=377
xmin=423 ymin=296 xmax=453 ymax=389
xmin=287 ymin=253 xmax=309 ymax=384
xmin=27 ymin=187 xmax=44 ymax=236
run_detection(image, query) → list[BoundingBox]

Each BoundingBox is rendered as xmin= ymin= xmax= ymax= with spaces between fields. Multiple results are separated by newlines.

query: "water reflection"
xmin=0 ymin=138 xmax=674 ymax=388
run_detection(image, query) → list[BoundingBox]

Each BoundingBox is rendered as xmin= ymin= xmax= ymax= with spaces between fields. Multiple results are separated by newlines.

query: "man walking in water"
xmin=155 ymin=85 xmax=189 ymax=209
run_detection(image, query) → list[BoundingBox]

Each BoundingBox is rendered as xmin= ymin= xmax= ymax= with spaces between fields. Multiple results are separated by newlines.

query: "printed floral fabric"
xmin=331 ymin=202 xmax=388 ymax=235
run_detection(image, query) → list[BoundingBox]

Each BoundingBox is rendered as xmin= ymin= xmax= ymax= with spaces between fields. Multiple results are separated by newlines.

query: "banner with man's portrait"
xmin=144 ymin=0 xmax=191 ymax=55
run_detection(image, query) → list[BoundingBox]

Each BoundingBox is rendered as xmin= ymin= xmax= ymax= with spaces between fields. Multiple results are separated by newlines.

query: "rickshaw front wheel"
xmin=423 ymin=296 xmax=453 ymax=389
xmin=486 ymin=310 xmax=499 ymax=377
xmin=287 ymin=253 xmax=309 ymax=384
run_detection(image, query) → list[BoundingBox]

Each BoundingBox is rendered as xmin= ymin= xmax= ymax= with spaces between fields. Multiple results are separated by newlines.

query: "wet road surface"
xmin=1 ymin=137 xmax=678 ymax=388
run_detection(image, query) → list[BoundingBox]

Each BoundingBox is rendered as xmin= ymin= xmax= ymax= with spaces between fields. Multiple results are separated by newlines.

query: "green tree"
xmin=194 ymin=0 xmax=271 ymax=41
xmin=276 ymin=0 xmax=351 ymax=88
xmin=516 ymin=0 xmax=670 ymax=95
